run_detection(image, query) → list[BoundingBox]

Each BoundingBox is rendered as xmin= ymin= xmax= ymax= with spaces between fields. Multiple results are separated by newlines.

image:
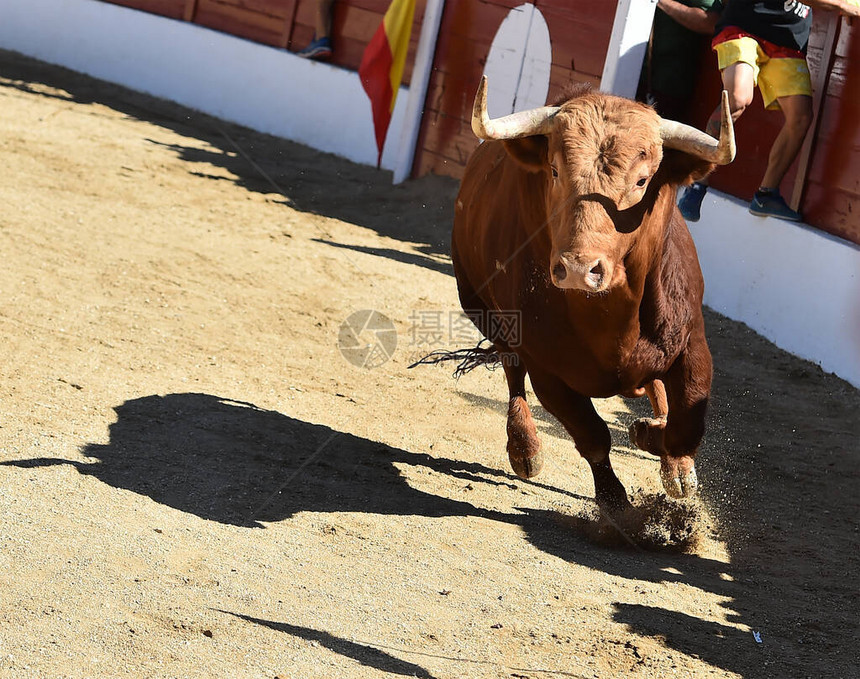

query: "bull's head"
xmin=472 ymin=76 xmax=735 ymax=293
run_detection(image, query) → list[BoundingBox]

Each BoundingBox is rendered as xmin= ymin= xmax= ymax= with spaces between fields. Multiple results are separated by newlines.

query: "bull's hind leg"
xmin=502 ymin=356 xmax=543 ymax=479
xmin=628 ymin=380 xmax=669 ymax=455
xmin=529 ymin=369 xmax=630 ymax=510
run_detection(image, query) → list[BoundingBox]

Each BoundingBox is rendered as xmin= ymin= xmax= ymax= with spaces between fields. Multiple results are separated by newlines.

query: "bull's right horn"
xmin=471 ymin=75 xmax=559 ymax=140
xmin=659 ymin=90 xmax=736 ymax=165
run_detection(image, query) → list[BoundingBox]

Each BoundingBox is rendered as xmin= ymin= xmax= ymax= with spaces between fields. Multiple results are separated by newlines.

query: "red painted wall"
xmin=802 ymin=18 xmax=860 ymax=244
xmin=411 ymin=0 xmax=615 ymax=179
xmin=686 ymin=14 xmax=859 ymax=245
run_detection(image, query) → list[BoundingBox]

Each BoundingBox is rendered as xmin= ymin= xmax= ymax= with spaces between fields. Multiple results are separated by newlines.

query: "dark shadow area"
xmin=519 ymin=505 xmax=738 ymax=591
xmin=1 ymin=392 xmax=554 ymax=529
xmin=0 ymin=48 xmax=458 ymax=258
xmin=313 ymin=238 xmax=454 ymax=276
xmin=220 ymin=610 xmax=591 ymax=679
xmin=516 ymin=309 xmax=860 ymax=677
xmin=219 ymin=611 xmax=436 ymax=678
xmin=612 ymin=603 xmax=752 ymax=659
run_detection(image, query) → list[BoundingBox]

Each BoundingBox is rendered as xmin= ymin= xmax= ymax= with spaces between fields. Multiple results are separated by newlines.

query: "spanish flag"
xmin=359 ymin=0 xmax=416 ymax=167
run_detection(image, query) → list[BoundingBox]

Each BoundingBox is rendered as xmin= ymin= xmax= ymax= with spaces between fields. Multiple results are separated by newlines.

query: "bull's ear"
xmin=502 ymin=136 xmax=548 ymax=172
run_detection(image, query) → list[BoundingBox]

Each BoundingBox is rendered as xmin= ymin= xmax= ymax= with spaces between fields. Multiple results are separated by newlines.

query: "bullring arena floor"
xmin=0 ymin=49 xmax=857 ymax=678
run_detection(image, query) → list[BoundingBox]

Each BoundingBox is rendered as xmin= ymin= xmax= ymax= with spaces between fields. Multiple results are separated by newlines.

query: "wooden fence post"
xmin=183 ymin=0 xmax=198 ymax=22
xmin=790 ymin=14 xmax=842 ymax=211
xmin=278 ymin=0 xmax=299 ymax=49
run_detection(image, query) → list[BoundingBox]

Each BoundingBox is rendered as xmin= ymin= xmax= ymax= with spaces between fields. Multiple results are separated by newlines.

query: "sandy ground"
xmin=0 ymin=49 xmax=857 ymax=679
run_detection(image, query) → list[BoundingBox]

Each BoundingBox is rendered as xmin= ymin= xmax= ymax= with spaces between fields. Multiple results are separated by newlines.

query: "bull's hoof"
xmin=507 ymin=396 xmax=543 ymax=479
xmin=508 ymin=449 xmax=544 ymax=479
xmin=595 ymin=485 xmax=632 ymax=513
xmin=591 ymin=459 xmax=631 ymax=511
xmin=660 ymin=455 xmax=698 ymax=499
xmin=628 ymin=417 xmax=667 ymax=456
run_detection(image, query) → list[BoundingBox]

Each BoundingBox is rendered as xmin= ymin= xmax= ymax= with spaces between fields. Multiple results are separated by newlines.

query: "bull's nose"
xmin=585 ymin=259 xmax=605 ymax=287
xmin=552 ymin=254 xmax=612 ymax=292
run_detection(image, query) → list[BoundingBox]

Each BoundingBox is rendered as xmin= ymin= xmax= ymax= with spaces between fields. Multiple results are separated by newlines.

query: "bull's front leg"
xmin=657 ymin=326 xmax=713 ymax=499
xmin=502 ymin=354 xmax=543 ymax=478
xmin=529 ymin=368 xmax=630 ymax=511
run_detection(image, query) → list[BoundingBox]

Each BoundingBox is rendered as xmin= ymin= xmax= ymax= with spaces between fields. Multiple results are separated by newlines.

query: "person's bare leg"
xmin=316 ymin=0 xmax=336 ymax=39
xmin=759 ymin=94 xmax=813 ymax=189
xmin=678 ymin=61 xmax=755 ymax=220
xmin=701 ymin=61 xmax=756 ymax=179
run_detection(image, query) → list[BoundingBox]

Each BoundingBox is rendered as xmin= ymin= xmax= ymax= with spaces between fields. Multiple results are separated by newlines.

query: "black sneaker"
xmin=678 ymin=182 xmax=708 ymax=222
xmin=748 ymin=191 xmax=802 ymax=221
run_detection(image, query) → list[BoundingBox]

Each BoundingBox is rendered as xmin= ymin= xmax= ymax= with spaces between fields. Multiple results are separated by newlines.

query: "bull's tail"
xmin=408 ymin=340 xmax=503 ymax=378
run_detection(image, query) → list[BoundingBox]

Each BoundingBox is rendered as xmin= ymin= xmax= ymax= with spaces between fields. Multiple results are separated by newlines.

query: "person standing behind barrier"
xmin=639 ymin=0 xmax=724 ymax=122
xmin=678 ymin=0 xmax=860 ymax=223
xmin=297 ymin=0 xmax=336 ymax=60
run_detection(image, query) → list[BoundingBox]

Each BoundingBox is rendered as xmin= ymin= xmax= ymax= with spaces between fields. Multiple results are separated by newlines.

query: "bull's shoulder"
xmin=658 ymin=210 xmax=705 ymax=302
xmin=629 ymin=212 xmax=706 ymax=371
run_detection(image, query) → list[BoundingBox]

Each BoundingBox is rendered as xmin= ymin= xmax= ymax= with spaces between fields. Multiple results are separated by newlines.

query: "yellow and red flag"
xmin=359 ymin=0 xmax=416 ymax=167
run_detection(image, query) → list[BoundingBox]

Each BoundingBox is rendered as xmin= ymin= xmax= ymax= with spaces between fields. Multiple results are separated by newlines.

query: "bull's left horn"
xmin=659 ymin=90 xmax=736 ymax=165
xmin=472 ymin=75 xmax=559 ymax=140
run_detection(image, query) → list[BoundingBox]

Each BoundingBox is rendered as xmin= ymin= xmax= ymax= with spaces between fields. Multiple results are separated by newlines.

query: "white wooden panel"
xmin=484 ymin=3 xmax=552 ymax=116
xmin=600 ymin=0 xmax=657 ymax=97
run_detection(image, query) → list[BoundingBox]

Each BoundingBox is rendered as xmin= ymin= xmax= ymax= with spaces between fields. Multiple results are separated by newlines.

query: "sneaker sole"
xmin=748 ymin=206 xmax=802 ymax=221
xmin=298 ymin=49 xmax=332 ymax=59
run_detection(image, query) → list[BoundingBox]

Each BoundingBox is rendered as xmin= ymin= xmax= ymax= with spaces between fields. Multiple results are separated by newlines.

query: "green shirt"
xmin=647 ymin=0 xmax=723 ymax=99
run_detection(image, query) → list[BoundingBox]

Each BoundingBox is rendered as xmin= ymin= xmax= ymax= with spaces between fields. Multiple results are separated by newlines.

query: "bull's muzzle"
xmin=551 ymin=254 xmax=611 ymax=293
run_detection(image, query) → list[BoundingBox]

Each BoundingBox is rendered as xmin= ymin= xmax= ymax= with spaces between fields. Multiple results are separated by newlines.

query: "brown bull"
xmin=452 ymin=77 xmax=735 ymax=509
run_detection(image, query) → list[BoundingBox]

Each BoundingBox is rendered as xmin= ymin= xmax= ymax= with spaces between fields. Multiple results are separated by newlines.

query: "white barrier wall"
xmin=691 ymin=191 xmax=860 ymax=388
xmin=0 ymin=0 xmax=408 ymax=170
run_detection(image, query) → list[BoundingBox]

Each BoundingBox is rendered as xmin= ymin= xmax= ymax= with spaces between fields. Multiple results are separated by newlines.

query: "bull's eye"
xmin=636 ymin=177 xmax=648 ymax=187
xmin=550 ymin=165 xmax=559 ymax=179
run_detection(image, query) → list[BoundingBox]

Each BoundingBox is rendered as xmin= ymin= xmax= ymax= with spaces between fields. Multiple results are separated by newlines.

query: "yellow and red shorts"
xmin=712 ymin=26 xmax=812 ymax=110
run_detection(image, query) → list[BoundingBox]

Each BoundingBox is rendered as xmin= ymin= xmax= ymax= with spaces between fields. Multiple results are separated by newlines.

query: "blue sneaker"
xmin=297 ymin=36 xmax=332 ymax=60
xmin=678 ymin=182 xmax=707 ymax=222
xmin=748 ymin=191 xmax=802 ymax=221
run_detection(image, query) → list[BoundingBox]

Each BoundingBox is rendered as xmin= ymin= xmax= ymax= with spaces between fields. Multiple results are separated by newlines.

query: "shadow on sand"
xmin=219 ymin=611 xmax=437 ymax=678
xmin=2 ymin=393 xmax=525 ymax=529
xmin=4 ymin=337 xmax=855 ymax=678
xmin=0 ymin=49 xmax=457 ymax=275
